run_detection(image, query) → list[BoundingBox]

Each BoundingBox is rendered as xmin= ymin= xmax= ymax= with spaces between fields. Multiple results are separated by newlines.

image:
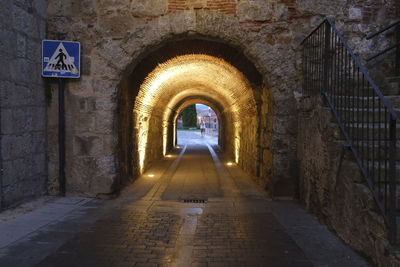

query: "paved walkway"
xmin=0 ymin=132 xmax=371 ymax=266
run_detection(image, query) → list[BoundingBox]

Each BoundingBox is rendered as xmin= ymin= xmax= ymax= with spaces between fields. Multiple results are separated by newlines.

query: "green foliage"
xmin=181 ymin=104 xmax=197 ymax=128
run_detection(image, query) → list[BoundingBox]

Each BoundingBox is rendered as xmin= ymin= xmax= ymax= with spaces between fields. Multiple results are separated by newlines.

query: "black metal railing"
xmin=366 ymin=19 xmax=400 ymax=75
xmin=302 ymin=18 xmax=398 ymax=244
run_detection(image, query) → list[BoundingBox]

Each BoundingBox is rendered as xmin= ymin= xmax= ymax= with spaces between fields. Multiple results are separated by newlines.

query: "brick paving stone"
xmin=191 ymin=213 xmax=313 ymax=266
xmin=37 ymin=211 xmax=182 ymax=267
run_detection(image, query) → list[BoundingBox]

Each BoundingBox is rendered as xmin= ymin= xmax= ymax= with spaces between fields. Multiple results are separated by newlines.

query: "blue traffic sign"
xmin=42 ymin=40 xmax=80 ymax=78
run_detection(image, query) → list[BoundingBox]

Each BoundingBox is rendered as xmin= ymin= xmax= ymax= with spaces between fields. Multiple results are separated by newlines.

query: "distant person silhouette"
xmin=55 ymin=49 xmax=67 ymax=70
xmin=200 ymin=120 xmax=206 ymax=137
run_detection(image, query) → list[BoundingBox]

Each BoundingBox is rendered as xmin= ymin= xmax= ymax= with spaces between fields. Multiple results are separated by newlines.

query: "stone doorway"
xmin=48 ymin=26 xmax=297 ymax=199
xmin=118 ymin=39 xmax=264 ymax=193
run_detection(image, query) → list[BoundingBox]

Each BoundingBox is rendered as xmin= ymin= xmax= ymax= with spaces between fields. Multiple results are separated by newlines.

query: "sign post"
xmin=42 ymin=40 xmax=80 ymax=196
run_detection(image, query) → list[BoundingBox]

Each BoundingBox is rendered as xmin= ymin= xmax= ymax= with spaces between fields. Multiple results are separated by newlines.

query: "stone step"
xmin=341 ymin=158 xmax=400 ymax=207
xmin=386 ymin=76 xmax=400 ymax=84
xmin=346 ymin=123 xmax=400 ymax=140
xmin=326 ymin=107 xmax=400 ymax=123
xmin=385 ymin=76 xmax=400 ymax=95
xmin=327 ymin=95 xmax=400 ymax=110
xmin=352 ymin=140 xmax=400 ymax=161
xmin=326 ymin=84 xmax=399 ymax=97
xmin=382 ymin=86 xmax=400 ymax=96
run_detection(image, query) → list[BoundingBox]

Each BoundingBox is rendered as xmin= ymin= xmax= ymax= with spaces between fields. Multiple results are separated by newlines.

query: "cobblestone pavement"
xmin=0 ymin=132 xmax=370 ymax=266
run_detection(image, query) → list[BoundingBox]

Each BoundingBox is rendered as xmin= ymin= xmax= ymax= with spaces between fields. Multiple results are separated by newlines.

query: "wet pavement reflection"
xmin=0 ymin=131 xmax=370 ymax=267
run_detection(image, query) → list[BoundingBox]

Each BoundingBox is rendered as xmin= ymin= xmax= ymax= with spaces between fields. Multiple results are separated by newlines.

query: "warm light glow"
xmin=137 ymin=114 xmax=149 ymax=174
xmin=166 ymin=155 xmax=173 ymax=158
xmin=147 ymin=174 xmax=155 ymax=177
xmin=162 ymin=119 xmax=168 ymax=156
xmin=235 ymin=136 xmax=240 ymax=164
xmin=134 ymin=54 xmax=256 ymax=175
xmin=173 ymin=120 xmax=177 ymax=147
xmin=227 ymin=162 xmax=234 ymax=166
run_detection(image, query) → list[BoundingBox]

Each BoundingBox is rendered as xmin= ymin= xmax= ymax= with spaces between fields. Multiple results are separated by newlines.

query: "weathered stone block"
xmin=186 ymin=0 xmax=206 ymax=9
xmin=97 ymin=11 xmax=138 ymax=38
xmin=90 ymin=174 xmax=115 ymax=194
xmin=25 ymin=37 xmax=42 ymax=63
xmin=63 ymin=0 xmax=95 ymax=18
xmin=96 ymin=39 xmax=131 ymax=71
xmin=0 ymin=1 xmax=12 ymax=28
xmin=96 ymin=98 xmax=115 ymax=111
xmin=32 ymin=152 xmax=47 ymax=176
xmin=93 ymin=79 xmax=118 ymax=98
xmin=95 ymin=110 xmax=114 ymax=134
xmin=295 ymin=0 xmax=346 ymax=17
xmin=97 ymin=155 xmax=116 ymax=175
xmin=1 ymin=160 xmax=20 ymax=186
xmin=0 ymin=28 xmax=16 ymax=56
xmin=0 ymin=57 xmax=11 ymax=80
xmin=69 ymin=156 xmax=97 ymax=192
xmin=129 ymin=0 xmax=168 ymax=17
xmin=237 ymin=1 xmax=287 ymax=22
xmin=73 ymin=135 xmax=103 ymax=156
xmin=31 ymin=106 xmax=46 ymax=131
xmin=0 ymin=108 xmax=14 ymax=134
xmin=103 ymin=134 xmax=117 ymax=156
xmin=16 ymin=33 xmax=26 ymax=57
xmin=169 ymin=10 xmax=196 ymax=34
xmin=78 ymin=97 xmax=96 ymax=113
xmin=12 ymin=4 xmax=38 ymax=37
xmin=349 ymin=7 xmax=362 ymax=20
xmin=33 ymin=0 xmax=47 ymax=18
xmin=74 ymin=113 xmax=96 ymax=132
xmin=46 ymin=0 xmax=62 ymax=16
xmin=195 ymin=10 xmax=223 ymax=35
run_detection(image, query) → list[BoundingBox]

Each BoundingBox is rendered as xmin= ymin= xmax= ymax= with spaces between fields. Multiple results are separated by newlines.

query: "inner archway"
xmin=175 ymin=103 xmax=220 ymax=146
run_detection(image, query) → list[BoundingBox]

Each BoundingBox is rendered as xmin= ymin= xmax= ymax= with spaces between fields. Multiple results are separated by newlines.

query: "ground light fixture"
xmin=226 ymin=162 xmax=234 ymax=166
xmin=147 ymin=174 xmax=155 ymax=178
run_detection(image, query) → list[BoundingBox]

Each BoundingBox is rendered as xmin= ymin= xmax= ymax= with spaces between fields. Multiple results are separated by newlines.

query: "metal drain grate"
xmin=183 ymin=199 xmax=206 ymax=203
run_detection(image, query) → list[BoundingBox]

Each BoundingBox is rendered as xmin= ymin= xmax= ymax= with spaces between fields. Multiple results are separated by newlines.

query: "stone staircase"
xmin=385 ymin=76 xmax=400 ymax=241
xmin=326 ymin=75 xmax=400 ymax=241
xmin=301 ymin=18 xmax=400 ymax=248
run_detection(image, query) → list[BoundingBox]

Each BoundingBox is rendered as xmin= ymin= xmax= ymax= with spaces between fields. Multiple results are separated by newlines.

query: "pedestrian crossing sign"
xmin=42 ymin=40 xmax=80 ymax=78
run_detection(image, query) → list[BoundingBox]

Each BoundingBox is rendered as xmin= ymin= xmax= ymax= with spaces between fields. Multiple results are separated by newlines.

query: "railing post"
xmin=323 ymin=22 xmax=331 ymax=94
xmin=389 ymin=116 xmax=397 ymax=244
xmin=396 ymin=25 xmax=400 ymax=76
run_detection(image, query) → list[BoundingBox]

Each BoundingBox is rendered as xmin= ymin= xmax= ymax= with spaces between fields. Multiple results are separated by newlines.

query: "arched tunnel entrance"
xmin=117 ymin=38 xmax=276 ymax=194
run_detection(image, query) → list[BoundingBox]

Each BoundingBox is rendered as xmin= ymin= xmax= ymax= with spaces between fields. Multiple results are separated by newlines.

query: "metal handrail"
xmin=365 ymin=20 xmax=400 ymax=76
xmin=302 ymin=18 xmax=398 ymax=244
xmin=366 ymin=19 xmax=400 ymax=40
xmin=366 ymin=41 xmax=400 ymax=62
xmin=324 ymin=18 xmax=397 ymax=119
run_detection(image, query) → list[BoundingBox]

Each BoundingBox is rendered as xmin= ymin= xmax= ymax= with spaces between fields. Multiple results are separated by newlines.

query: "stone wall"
xmin=297 ymin=96 xmax=400 ymax=266
xmin=44 ymin=0 xmax=398 ymax=199
xmin=0 ymin=0 xmax=48 ymax=208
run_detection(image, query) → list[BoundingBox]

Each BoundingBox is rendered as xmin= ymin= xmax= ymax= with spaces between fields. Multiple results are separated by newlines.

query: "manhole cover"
xmin=182 ymin=199 xmax=206 ymax=203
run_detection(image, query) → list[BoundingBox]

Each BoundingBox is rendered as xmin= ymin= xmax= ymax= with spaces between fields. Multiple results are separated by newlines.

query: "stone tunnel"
xmin=118 ymin=39 xmax=271 ymax=194
xmin=47 ymin=20 xmax=300 ymax=199
xmin=1 ymin=0 xmax=400 ymax=266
